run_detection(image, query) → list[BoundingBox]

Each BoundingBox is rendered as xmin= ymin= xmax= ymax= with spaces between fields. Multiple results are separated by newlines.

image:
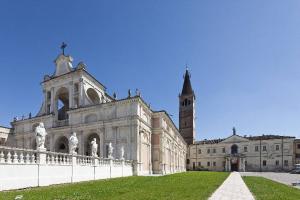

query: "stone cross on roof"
xmin=60 ymin=42 xmax=67 ymax=55
xmin=232 ymin=127 xmax=236 ymax=135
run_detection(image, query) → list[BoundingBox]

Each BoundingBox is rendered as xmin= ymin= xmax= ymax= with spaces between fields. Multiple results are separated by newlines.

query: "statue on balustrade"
xmin=91 ymin=138 xmax=98 ymax=157
xmin=35 ymin=122 xmax=47 ymax=151
xmin=69 ymin=132 xmax=78 ymax=154
xmin=108 ymin=142 xmax=114 ymax=159
xmin=120 ymin=146 xmax=125 ymax=160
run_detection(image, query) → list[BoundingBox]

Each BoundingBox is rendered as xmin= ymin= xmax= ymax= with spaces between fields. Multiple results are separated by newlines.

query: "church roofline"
xmin=41 ymin=68 xmax=107 ymax=90
xmin=194 ymin=134 xmax=296 ymax=145
xmin=0 ymin=125 xmax=11 ymax=129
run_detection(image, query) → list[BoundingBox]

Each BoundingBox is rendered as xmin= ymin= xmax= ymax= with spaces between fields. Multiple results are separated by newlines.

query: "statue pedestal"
xmin=37 ymin=147 xmax=46 ymax=151
xmin=92 ymin=157 xmax=99 ymax=166
xmin=71 ymin=155 xmax=77 ymax=166
xmin=37 ymin=148 xmax=47 ymax=165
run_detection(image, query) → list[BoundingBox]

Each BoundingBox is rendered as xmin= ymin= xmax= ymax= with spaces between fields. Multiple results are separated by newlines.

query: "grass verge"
xmin=0 ymin=172 xmax=228 ymax=200
xmin=243 ymin=176 xmax=300 ymax=200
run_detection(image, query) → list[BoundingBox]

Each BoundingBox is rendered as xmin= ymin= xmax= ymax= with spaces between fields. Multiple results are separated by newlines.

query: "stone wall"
xmin=0 ymin=146 xmax=133 ymax=191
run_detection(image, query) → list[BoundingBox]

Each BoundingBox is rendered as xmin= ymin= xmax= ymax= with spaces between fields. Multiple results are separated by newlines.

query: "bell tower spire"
xmin=179 ymin=68 xmax=196 ymax=145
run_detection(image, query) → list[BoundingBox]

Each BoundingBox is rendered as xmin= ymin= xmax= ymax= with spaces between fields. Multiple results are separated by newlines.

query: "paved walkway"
xmin=209 ymin=172 xmax=255 ymax=200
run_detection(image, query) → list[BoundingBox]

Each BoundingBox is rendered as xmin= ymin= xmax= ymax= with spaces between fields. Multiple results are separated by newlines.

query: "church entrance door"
xmin=230 ymin=157 xmax=239 ymax=171
xmin=231 ymin=163 xmax=238 ymax=171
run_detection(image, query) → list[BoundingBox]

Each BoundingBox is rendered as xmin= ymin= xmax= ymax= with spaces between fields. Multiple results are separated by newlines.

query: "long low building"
xmin=187 ymin=131 xmax=295 ymax=172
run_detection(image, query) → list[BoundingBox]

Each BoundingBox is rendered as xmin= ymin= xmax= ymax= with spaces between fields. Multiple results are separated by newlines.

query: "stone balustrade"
xmin=0 ymin=145 xmax=134 ymax=191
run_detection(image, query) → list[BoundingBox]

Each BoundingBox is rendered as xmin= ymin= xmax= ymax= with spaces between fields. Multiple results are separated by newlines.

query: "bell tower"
xmin=179 ymin=69 xmax=196 ymax=145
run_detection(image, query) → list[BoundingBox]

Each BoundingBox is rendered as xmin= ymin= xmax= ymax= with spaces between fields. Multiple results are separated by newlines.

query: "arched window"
xmin=87 ymin=88 xmax=100 ymax=104
xmin=55 ymin=136 xmax=69 ymax=153
xmin=184 ymin=99 xmax=188 ymax=106
xmin=55 ymin=87 xmax=69 ymax=120
xmin=231 ymin=144 xmax=238 ymax=154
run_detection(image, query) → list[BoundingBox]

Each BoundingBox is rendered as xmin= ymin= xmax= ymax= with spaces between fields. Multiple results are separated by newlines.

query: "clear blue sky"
xmin=0 ymin=1 xmax=299 ymax=139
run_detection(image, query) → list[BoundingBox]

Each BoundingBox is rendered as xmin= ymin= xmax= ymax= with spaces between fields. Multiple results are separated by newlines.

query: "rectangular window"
xmin=275 ymin=160 xmax=279 ymax=166
xmin=198 ymin=162 xmax=201 ymax=166
xmin=222 ymin=148 xmax=225 ymax=153
xmin=275 ymin=145 xmax=280 ymax=151
xmin=245 ymin=161 xmax=247 ymax=166
xmin=193 ymin=162 xmax=195 ymax=170
xmin=213 ymin=149 xmax=216 ymax=153
xmin=244 ymin=146 xmax=248 ymax=152
xmin=198 ymin=149 xmax=201 ymax=154
xmin=186 ymin=159 xmax=190 ymax=164
xmin=213 ymin=162 xmax=216 ymax=166
xmin=47 ymin=105 xmax=51 ymax=114
xmin=297 ymin=144 xmax=300 ymax=149
xmin=284 ymin=160 xmax=288 ymax=166
xmin=255 ymin=146 xmax=259 ymax=152
xmin=74 ymin=83 xmax=79 ymax=92
xmin=73 ymin=97 xmax=79 ymax=108
xmin=263 ymin=146 xmax=267 ymax=151
xmin=207 ymin=149 xmax=210 ymax=154
xmin=47 ymin=91 xmax=51 ymax=100
xmin=207 ymin=162 xmax=210 ymax=167
xmin=296 ymin=154 xmax=300 ymax=159
xmin=263 ymin=160 xmax=267 ymax=166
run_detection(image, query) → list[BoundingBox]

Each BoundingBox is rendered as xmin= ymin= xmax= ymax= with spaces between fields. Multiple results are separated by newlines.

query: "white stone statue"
xmin=69 ymin=132 xmax=78 ymax=154
xmin=108 ymin=142 xmax=114 ymax=159
xmin=91 ymin=138 xmax=98 ymax=157
xmin=120 ymin=146 xmax=125 ymax=160
xmin=35 ymin=122 xmax=47 ymax=150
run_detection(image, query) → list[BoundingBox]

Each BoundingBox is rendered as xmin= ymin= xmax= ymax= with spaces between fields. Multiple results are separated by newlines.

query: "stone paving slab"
xmin=209 ymin=172 xmax=255 ymax=200
xmin=241 ymin=172 xmax=300 ymax=189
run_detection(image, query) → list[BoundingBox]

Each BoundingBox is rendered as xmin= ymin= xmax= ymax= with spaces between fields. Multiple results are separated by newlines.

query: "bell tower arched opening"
xmin=55 ymin=87 xmax=69 ymax=120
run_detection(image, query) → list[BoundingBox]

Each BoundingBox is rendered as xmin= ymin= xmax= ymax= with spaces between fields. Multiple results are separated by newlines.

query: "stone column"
xmin=50 ymin=87 xmax=55 ymax=113
xmin=79 ymin=131 xmax=84 ymax=155
xmin=100 ymin=128 xmax=104 ymax=158
xmin=149 ymin=133 xmax=152 ymax=174
xmin=43 ymin=89 xmax=47 ymax=114
xmin=49 ymin=133 xmax=54 ymax=152
xmin=79 ymin=78 xmax=84 ymax=106
xmin=114 ymin=127 xmax=118 ymax=158
xmin=69 ymin=82 xmax=74 ymax=109
xmin=238 ymin=157 xmax=242 ymax=171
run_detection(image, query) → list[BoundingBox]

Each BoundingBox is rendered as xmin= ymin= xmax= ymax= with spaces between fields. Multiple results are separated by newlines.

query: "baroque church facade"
xmin=6 ymin=51 xmax=187 ymax=175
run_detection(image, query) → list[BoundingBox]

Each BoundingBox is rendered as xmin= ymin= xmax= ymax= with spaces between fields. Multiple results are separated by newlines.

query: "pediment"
xmin=220 ymin=135 xmax=249 ymax=143
xmin=54 ymin=54 xmax=73 ymax=76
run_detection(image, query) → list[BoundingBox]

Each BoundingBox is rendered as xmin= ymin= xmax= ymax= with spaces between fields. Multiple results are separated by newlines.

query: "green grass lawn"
xmin=0 ymin=172 xmax=228 ymax=200
xmin=243 ymin=176 xmax=300 ymax=200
